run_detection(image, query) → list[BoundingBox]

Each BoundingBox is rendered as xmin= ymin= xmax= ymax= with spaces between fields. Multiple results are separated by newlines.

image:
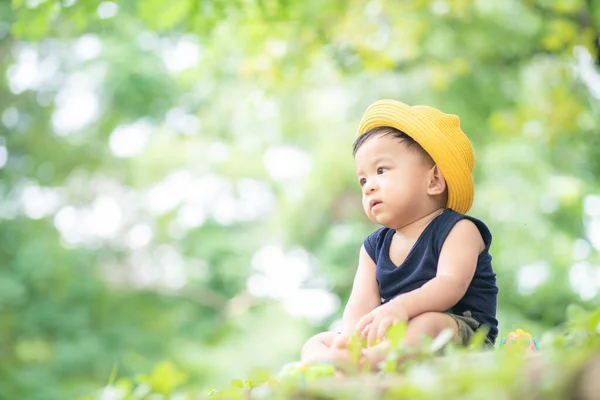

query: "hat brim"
xmin=357 ymin=100 xmax=473 ymax=214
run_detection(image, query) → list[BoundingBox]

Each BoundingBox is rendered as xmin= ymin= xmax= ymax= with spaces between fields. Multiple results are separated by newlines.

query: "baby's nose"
xmin=363 ymin=181 xmax=377 ymax=194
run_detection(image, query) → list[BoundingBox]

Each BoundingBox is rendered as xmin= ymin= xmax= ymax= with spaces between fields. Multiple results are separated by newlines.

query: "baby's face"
xmin=354 ymin=134 xmax=433 ymax=229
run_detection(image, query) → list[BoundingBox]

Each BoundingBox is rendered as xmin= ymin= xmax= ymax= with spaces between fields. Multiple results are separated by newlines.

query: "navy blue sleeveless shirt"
xmin=364 ymin=209 xmax=499 ymax=343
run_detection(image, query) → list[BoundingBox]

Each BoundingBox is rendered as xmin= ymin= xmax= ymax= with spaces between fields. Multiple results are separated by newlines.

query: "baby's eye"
xmin=359 ymin=177 xmax=367 ymax=186
xmin=377 ymin=167 xmax=388 ymax=175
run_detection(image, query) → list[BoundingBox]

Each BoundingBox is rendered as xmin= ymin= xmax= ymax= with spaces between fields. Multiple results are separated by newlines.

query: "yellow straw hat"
xmin=357 ymin=99 xmax=474 ymax=214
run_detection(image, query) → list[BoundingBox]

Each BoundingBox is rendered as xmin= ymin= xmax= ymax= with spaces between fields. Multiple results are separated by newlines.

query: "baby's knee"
xmin=407 ymin=312 xmax=458 ymax=338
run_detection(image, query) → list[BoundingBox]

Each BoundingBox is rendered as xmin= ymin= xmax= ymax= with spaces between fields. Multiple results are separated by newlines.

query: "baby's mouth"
xmin=369 ymin=200 xmax=382 ymax=209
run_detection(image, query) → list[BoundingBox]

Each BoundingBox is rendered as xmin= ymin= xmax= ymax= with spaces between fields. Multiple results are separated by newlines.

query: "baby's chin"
xmin=366 ymin=213 xmax=392 ymax=228
xmin=363 ymin=209 xmax=379 ymax=224
xmin=364 ymin=205 xmax=404 ymax=228
xmin=371 ymin=215 xmax=407 ymax=230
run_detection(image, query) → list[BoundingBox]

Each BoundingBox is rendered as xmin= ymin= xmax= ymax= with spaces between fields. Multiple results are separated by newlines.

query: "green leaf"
xmin=249 ymin=368 xmax=272 ymax=385
xmin=567 ymin=304 xmax=587 ymax=325
xmin=467 ymin=326 xmax=490 ymax=350
xmin=586 ymin=307 xmax=600 ymax=332
xmin=230 ymin=379 xmax=244 ymax=388
xmin=592 ymin=1 xmax=600 ymax=30
xmin=347 ymin=333 xmax=365 ymax=365
xmin=137 ymin=361 xmax=187 ymax=395
xmin=430 ymin=328 xmax=454 ymax=353
xmin=107 ymin=364 xmax=119 ymax=386
xmin=386 ymin=321 xmax=407 ymax=350
xmin=139 ymin=0 xmax=191 ymax=31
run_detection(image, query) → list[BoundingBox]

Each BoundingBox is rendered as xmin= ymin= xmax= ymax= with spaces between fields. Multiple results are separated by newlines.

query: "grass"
xmin=81 ymin=304 xmax=600 ymax=400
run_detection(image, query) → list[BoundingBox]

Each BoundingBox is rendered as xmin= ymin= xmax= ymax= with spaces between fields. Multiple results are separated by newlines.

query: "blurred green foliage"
xmin=83 ymin=306 xmax=600 ymax=399
xmin=1 ymin=0 xmax=600 ymax=399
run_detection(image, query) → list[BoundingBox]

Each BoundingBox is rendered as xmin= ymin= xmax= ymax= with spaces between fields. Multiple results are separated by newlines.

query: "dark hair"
xmin=352 ymin=126 xmax=434 ymax=165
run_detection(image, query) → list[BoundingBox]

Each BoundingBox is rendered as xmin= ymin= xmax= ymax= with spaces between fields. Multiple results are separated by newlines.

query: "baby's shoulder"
xmin=363 ymin=226 xmax=393 ymax=260
xmin=437 ymin=209 xmax=493 ymax=249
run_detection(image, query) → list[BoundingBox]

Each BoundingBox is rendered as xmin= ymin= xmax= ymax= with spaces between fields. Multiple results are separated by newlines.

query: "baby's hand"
xmin=356 ymin=302 xmax=409 ymax=346
xmin=361 ymin=340 xmax=390 ymax=371
xmin=328 ymin=334 xmax=351 ymax=365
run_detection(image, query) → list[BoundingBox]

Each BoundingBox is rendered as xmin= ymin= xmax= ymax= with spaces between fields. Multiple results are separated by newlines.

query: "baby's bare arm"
xmin=392 ymin=219 xmax=484 ymax=318
xmin=301 ymin=246 xmax=379 ymax=364
xmin=342 ymin=246 xmax=381 ymax=335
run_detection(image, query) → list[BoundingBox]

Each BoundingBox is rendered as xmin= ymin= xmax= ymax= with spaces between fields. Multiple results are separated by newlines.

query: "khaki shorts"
xmin=447 ymin=311 xmax=492 ymax=347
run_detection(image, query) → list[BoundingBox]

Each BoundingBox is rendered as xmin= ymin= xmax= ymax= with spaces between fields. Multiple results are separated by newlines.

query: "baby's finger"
xmin=355 ymin=313 xmax=374 ymax=334
xmin=367 ymin=320 xmax=379 ymax=346
xmin=376 ymin=318 xmax=393 ymax=340
xmin=361 ymin=323 xmax=371 ymax=339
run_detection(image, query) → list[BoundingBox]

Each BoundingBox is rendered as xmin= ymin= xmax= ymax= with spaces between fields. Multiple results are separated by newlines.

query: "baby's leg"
xmin=403 ymin=311 xmax=458 ymax=348
xmin=300 ymin=332 xmax=337 ymax=364
xmin=362 ymin=312 xmax=458 ymax=368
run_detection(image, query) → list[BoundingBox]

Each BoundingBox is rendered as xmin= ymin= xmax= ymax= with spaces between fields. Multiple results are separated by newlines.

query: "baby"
xmin=300 ymin=100 xmax=498 ymax=368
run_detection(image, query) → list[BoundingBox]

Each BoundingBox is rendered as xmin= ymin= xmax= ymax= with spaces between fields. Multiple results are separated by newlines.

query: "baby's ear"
xmin=427 ymin=165 xmax=447 ymax=195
